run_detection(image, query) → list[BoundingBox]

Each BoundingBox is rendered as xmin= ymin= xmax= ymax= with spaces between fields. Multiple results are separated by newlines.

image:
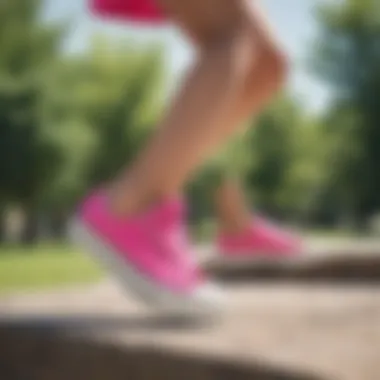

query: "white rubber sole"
xmin=68 ymin=218 xmax=223 ymax=315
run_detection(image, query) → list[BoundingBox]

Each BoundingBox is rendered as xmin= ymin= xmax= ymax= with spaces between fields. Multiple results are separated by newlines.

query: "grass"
xmin=0 ymin=244 xmax=103 ymax=294
xmin=0 ymin=227 xmax=364 ymax=295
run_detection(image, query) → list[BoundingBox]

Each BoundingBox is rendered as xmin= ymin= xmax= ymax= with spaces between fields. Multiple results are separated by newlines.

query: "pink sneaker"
xmin=69 ymin=192 xmax=222 ymax=313
xmin=217 ymin=216 xmax=302 ymax=262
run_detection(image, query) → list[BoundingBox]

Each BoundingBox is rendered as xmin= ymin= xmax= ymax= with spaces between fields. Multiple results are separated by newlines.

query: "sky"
xmin=43 ymin=0 xmax=332 ymax=113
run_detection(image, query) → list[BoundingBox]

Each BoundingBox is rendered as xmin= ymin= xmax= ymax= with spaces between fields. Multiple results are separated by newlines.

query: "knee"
xmin=259 ymin=43 xmax=289 ymax=88
xmin=196 ymin=16 xmax=288 ymax=87
xmin=233 ymin=17 xmax=289 ymax=88
xmin=197 ymin=23 xmax=262 ymax=77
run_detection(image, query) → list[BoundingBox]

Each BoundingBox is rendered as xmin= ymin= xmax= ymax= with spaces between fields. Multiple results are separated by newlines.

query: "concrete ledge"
xmin=205 ymin=243 xmax=380 ymax=283
xmin=0 ymin=325 xmax=321 ymax=380
xmin=206 ymin=253 xmax=380 ymax=283
xmin=1 ymin=281 xmax=379 ymax=380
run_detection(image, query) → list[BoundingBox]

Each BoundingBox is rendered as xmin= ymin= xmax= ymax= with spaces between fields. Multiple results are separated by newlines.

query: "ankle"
xmin=108 ymin=182 xmax=151 ymax=217
xmin=108 ymin=180 xmax=179 ymax=217
xmin=218 ymin=214 xmax=251 ymax=235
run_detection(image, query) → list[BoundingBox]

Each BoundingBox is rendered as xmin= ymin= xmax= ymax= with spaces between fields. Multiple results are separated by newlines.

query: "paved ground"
xmin=1 ymin=241 xmax=380 ymax=380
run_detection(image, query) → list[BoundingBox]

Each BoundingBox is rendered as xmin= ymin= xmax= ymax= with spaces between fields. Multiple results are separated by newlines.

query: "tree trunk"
xmin=0 ymin=206 xmax=6 ymax=243
xmin=50 ymin=211 xmax=68 ymax=241
xmin=21 ymin=207 xmax=39 ymax=245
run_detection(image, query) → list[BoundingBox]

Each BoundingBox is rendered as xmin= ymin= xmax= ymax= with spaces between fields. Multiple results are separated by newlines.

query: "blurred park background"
xmin=0 ymin=0 xmax=379 ymax=293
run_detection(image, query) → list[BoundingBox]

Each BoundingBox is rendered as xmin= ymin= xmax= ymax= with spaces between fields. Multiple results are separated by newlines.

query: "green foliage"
xmin=1 ymin=0 xmax=380 ymax=243
xmin=41 ymin=40 xmax=166 ymax=211
xmin=0 ymin=0 xmax=166 ymax=242
xmin=247 ymin=95 xmax=300 ymax=214
xmin=0 ymin=0 xmax=64 ymax=206
xmin=313 ymin=0 xmax=380 ymax=223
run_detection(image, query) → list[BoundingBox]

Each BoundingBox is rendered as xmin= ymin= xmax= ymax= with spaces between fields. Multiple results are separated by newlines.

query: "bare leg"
xmin=214 ymin=175 xmax=252 ymax=233
xmin=211 ymin=4 xmax=288 ymax=232
xmin=111 ymin=0 xmax=287 ymax=216
xmin=214 ymin=50 xmax=287 ymax=232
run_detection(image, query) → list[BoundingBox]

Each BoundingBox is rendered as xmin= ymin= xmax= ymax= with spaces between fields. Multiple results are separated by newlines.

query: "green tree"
xmin=313 ymin=0 xmax=380 ymax=225
xmin=41 ymin=39 xmax=167 ymax=233
xmin=87 ymin=41 xmax=166 ymax=186
xmin=0 ymin=0 xmax=64 ymax=242
xmin=246 ymin=95 xmax=304 ymax=217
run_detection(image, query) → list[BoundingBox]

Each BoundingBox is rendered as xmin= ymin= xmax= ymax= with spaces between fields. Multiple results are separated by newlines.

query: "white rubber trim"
xmin=68 ymin=218 xmax=222 ymax=314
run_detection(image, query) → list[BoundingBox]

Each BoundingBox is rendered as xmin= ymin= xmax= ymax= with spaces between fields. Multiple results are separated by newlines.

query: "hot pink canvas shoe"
xmin=91 ymin=0 xmax=167 ymax=24
xmin=69 ymin=192 xmax=222 ymax=313
xmin=217 ymin=216 xmax=302 ymax=261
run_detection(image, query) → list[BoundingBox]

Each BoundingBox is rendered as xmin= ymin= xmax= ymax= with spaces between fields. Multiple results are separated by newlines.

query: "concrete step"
xmin=203 ymin=240 xmax=380 ymax=283
xmin=1 ymin=278 xmax=379 ymax=380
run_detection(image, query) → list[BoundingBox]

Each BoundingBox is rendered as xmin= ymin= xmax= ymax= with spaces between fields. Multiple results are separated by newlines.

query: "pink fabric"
xmin=91 ymin=0 xmax=166 ymax=23
xmin=217 ymin=216 xmax=302 ymax=257
xmin=78 ymin=192 xmax=200 ymax=292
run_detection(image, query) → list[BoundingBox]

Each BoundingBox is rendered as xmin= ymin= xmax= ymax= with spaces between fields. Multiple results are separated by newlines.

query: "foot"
xmin=69 ymin=192 xmax=223 ymax=314
xmin=217 ymin=216 xmax=302 ymax=260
